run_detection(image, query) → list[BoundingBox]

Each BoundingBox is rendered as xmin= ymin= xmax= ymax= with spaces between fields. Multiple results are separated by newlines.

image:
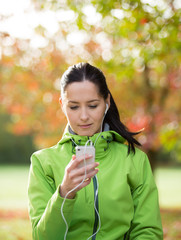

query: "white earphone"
xmin=105 ymin=103 xmax=109 ymax=115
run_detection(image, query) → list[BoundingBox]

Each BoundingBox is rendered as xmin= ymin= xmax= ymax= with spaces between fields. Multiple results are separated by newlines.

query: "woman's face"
xmin=61 ymin=81 xmax=110 ymax=136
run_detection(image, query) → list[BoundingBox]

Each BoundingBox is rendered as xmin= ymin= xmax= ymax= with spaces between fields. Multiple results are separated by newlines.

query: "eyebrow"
xmin=68 ymin=99 xmax=100 ymax=104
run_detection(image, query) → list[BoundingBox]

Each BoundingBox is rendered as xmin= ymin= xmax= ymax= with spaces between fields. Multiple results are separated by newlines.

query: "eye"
xmin=89 ymin=105 xmax=97 ymax=109
xmin=70 ymin=106 xmax=79 ymax=110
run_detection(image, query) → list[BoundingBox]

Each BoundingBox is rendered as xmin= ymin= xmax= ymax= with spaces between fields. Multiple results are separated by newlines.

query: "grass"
xmin=154 ymin=167 xmax=181 ymax=209
xmin=0 ymin=165 xmax=31 ymax=240
xmin=0 ymin=165 xmax=29 ymax=209
xmin=0 ymin=215 xmax=32 ymax=240
xmin=0 ymin=165 xmax=181 ymax=239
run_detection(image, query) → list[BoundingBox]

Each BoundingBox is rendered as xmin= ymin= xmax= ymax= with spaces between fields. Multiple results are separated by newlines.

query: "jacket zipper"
xmin=92 ymin=176 xmax=99 ymax=240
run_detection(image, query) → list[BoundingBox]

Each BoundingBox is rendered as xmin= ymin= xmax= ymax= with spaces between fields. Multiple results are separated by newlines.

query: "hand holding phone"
xmin=75 ymin=145 xmax=95 ymax=168
xmin=60 ymin=146 xmax=98 ymax=198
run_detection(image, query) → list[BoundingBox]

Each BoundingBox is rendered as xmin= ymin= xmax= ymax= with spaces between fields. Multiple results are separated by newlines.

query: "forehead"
xmin=63 ymin=81 xmax=102 ymax=101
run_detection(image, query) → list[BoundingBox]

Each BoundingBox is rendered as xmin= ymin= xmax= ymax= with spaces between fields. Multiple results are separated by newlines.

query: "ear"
xmin=106 ymin=93 xmax=110 ymax=109
xmin=59 ymin=97 xmax=63 ymax=106
xmin=59 ymin=97 xmax=66 ymax=115
xmin=104 ymin=104 xmax=109 ymax=115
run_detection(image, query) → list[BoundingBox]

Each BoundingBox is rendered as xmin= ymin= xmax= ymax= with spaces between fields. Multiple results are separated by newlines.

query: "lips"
xmin=79 ymin=124 xmax=92 ymax=129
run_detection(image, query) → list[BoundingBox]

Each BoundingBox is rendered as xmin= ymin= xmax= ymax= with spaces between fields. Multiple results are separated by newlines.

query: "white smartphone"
xmin=75 ymin=145 xmax=95 ymax=168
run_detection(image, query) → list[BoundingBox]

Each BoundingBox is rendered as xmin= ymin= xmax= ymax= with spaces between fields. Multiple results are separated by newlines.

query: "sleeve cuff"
xmin=52 ymin=185 xmax=77 ymax=213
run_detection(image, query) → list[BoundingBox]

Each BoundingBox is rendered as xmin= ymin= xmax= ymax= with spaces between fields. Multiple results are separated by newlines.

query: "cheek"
xmin=67 ymin=111 xmax=80 ymax=127
xmin=66 ymin=113 xmax=75 ymax=124
xmin=64 ymin=109 xmax=73 ymax=122
xmin=93 ymin=110 xmax=104 ymax=123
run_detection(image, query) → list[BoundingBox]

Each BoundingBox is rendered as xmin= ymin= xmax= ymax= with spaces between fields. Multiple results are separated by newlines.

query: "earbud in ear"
xmin=105 ymin=103 xmax=109 ymax=115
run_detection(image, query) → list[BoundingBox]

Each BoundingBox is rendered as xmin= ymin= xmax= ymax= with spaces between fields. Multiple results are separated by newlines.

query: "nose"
xmin=80 ymin=108 xmax=89 ymax=121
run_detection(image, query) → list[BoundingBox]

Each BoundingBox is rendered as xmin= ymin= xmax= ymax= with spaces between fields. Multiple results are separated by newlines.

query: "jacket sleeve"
xmin=28 ymin=153 xmax=76 ymax=240
xmin=128 ymin=152 xmax=163 ymax=240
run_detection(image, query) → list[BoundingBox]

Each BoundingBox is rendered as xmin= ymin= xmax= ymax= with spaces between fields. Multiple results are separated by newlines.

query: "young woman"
xmin=28 ymin=62 xmax=163 ymax=240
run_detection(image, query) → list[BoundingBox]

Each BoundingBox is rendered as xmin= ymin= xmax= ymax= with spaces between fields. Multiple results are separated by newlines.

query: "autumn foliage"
xmin=0 ymin=0 xmax=181 ymax=165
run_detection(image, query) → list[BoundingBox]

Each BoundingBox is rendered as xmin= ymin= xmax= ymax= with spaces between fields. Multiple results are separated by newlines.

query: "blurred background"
xmin=0 ymin=0 xmax=181 ymax=239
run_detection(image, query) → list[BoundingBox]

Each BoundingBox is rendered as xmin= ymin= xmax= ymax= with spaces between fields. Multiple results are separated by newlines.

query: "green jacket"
xmin=28 ymin=126 xmax=163 ymax=240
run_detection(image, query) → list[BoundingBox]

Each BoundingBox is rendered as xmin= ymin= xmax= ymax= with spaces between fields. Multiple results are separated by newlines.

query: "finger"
xmin=65 ymin=154 xmax=85 ymax=173
xmin=70 ymin=162 xmax=99 ymax=179
xmin=73 ymin=168 xmax=99 ymax=184
xmin=68 ymin=154 xmax=94 ymax=170
xmin=74 ymin=177 xmax=92 ymax=191
xmin=84 ymin=178 xmax=90 ymax=182
xmin=80 ymin=162 xmax=99 ymax=174
xmin=75 ymin=154 xmax=93 ymax=165
xmin=85 ymin=168 xmax=99 ymax=179
xmin=78 ymin=178 xmax=92 ymax=189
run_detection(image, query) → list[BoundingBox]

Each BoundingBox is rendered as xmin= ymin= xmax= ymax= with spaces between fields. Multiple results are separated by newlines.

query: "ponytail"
xmin=105 ymin=92 xmax=141 ymax=154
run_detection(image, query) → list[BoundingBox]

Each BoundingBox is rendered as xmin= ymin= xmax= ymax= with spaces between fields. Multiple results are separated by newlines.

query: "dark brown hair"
xmin=61 ymin=62 xmax=141 ymax=154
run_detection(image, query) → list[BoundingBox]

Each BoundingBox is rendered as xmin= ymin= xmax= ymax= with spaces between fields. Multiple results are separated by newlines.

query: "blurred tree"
xmin=0 ymin=113 xmax=36 ymax=164
xmin=0 ymin=50 xmax=67 ymax=148
xmin=0 ymin=0 xmax=181 ymax=168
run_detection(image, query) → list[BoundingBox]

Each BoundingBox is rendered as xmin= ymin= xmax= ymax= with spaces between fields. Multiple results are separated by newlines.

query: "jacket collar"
xmin=58 ymin=124 xmax=125 ymax=157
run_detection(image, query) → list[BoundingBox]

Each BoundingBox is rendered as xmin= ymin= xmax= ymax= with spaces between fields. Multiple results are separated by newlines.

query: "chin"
xmin=77 ymin=129 xmax=95 ymax=137
xmin=79 ymin=132 xmax=93 ymax=137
